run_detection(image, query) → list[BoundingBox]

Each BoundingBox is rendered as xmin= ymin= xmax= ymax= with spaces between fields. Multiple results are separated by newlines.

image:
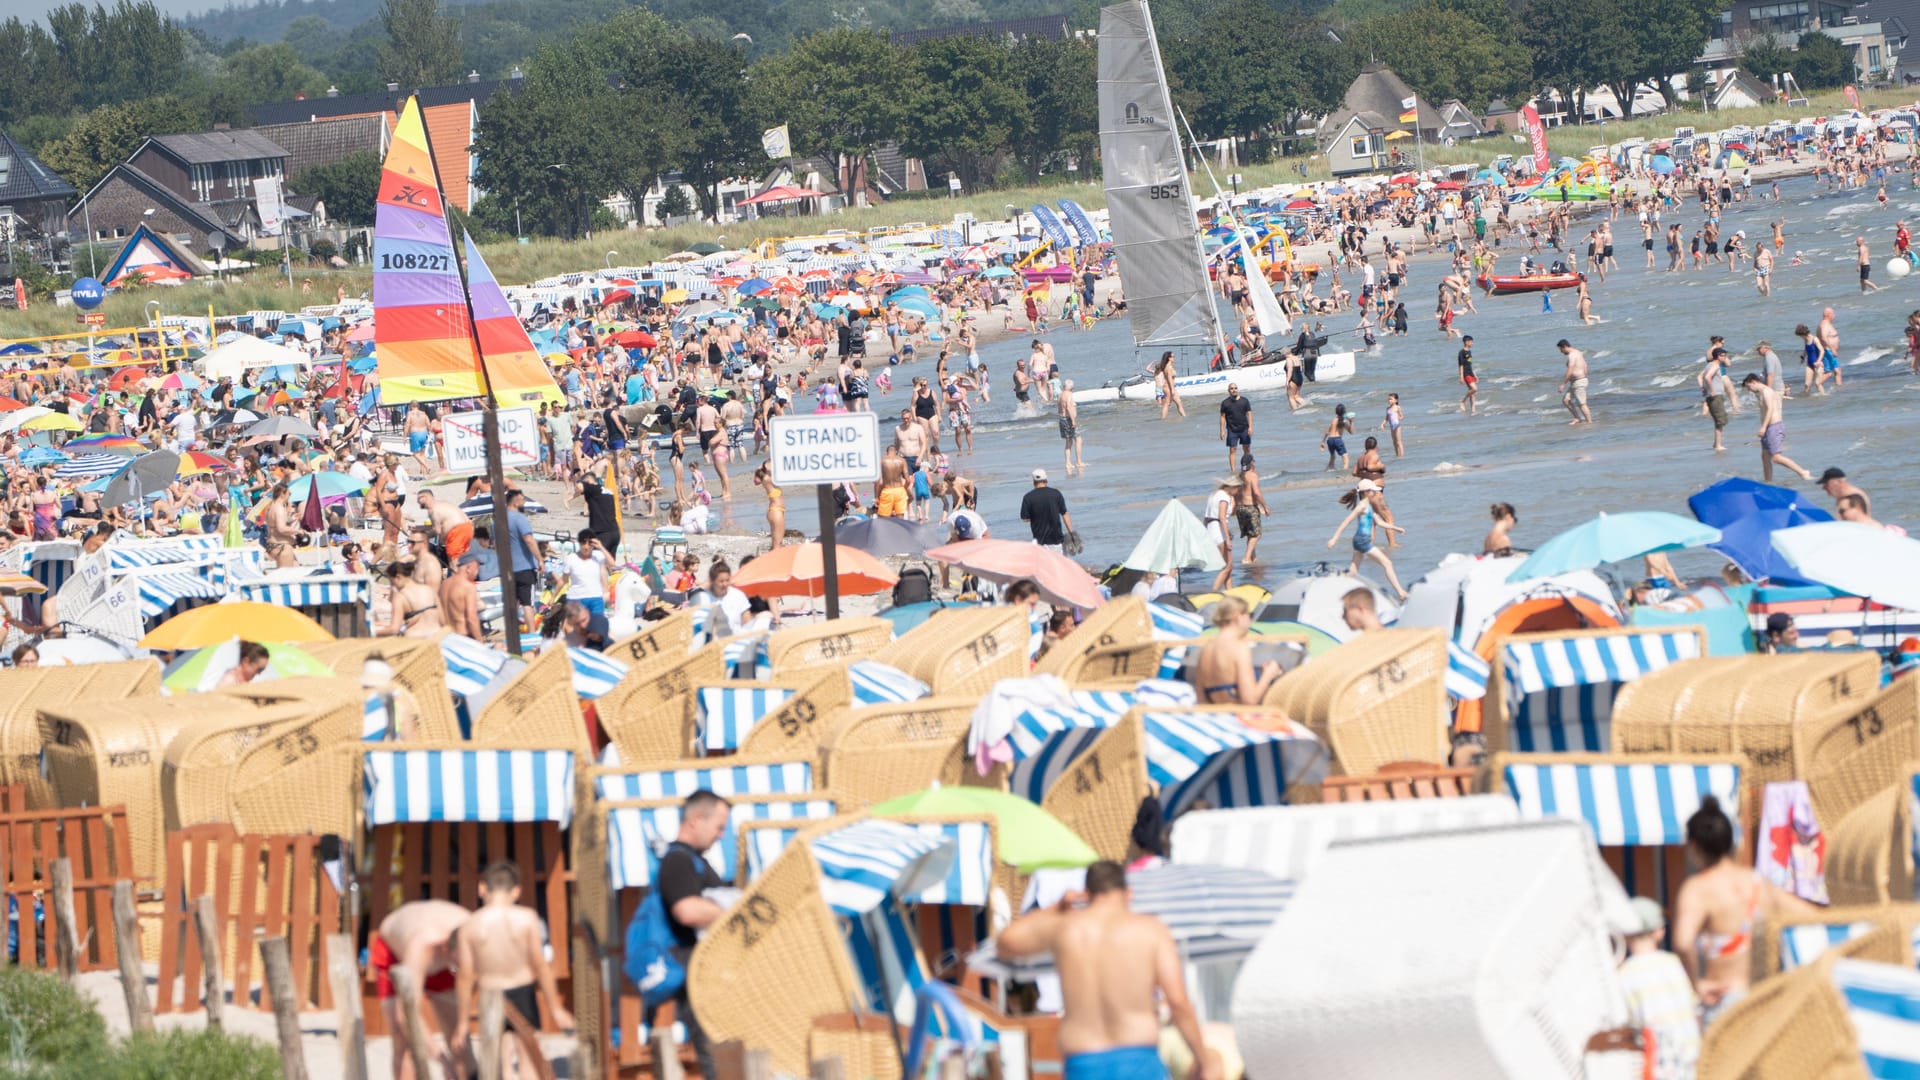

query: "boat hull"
xmin=1477 ymin=273 xmax=1584 ymax=295
xmin=1074 ymin=351 xmax=1355 ymax=402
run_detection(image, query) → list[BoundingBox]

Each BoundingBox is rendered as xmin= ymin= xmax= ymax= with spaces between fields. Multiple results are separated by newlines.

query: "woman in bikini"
xmin=753 ymin=464 xmax=786 ymax=549
xmin=378 ymin=560 xmax=445 ymax=639
xmin=1483 ymin=502 xmax=1517 ymax=556
xmin=1672 ymin=795 xmax=1816 ymax=1026
xmin=1188 ymin=596 xmax=1282 ymax=704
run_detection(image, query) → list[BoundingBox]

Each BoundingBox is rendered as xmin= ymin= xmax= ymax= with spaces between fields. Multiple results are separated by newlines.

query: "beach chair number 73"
xmin=724 ymin=895 xmax=780 ymax=947
xmin=1844 ymin=706 xmax=1885 ymax=745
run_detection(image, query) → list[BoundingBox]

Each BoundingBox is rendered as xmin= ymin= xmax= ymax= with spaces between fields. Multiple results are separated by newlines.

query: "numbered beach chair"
xmin=765 ymin=616 xmax=894 ymax=672
xmin=816 ymin=697 xmax=983 ymax=808
xmin=1796 ymin=676 xmax=1920 ymax=830
xmin=695 ymin=664 xmax=854 ymax=760
xmin=874 ymin=605 xmax=1028 ymax=698
xmin=1484 ymin=626 xmax=1705 ymax=756
xmin=357 ymin=744 xmax=578 ymax=1033
xmin=1750 ymin=903 xmax=1920 ymax=983
xmin=0 ymin=658 xmax=160 ymax=810
xmin=162 ymin=678 xmax=367 ymax=834
xmin=305 ymin=636 xmax=462 ymax=742
xmin=1031 ymin=596 xmax=1158 ymax=680
xmin=601 ymin=608 xmax=696 ymax=666
xmin=596 ymin=641 xmax=731 ymax=764
xmin=1488 ymin=752 xmax=1743 ymax=909
xmin=1261 ymin=627 xmax=1452 ymax=776
xmin=1819 ymin=763 xmax=1919 ymax=906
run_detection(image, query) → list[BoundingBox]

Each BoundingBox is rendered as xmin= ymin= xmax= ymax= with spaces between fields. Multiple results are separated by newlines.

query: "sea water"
xmin=720 ymin=176 xmax=1920 ymax=596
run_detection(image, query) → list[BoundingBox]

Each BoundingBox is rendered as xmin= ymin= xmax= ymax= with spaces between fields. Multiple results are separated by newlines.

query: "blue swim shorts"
xmin=1064 ymin=1046 xmax=1168 ymax=1080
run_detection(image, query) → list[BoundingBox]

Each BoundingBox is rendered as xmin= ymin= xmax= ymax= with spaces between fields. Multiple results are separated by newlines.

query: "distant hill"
xmin=180 ymin=0 xmax=387 ymax=46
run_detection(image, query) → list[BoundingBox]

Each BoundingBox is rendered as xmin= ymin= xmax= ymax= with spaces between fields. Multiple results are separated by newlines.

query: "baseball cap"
xmin=954 ymin=512 xmax=978 ymax=540
xmin=457 ymin=549 xmax=483 ymax=567
xmin=1031 ymin=469 xmax=1048 ymax=482
xmin=1818 ymin=467 xmax=1847 ymax=483
xmin=1623 ymin=896 xmax=1666 ymax=937
xmin=1355 ymin=479 xmax=1382 ymax=493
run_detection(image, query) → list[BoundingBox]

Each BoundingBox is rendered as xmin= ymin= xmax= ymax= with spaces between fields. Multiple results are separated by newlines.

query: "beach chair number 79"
xmin=1368 ymin=659 xmax=1407 ymax=693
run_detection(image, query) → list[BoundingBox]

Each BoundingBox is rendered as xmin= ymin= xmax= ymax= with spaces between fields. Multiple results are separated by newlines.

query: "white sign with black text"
xmin=442 ymin=407 xmax=540 ymax=476
xmin=768 ymin=412 xmax=881 ymax=486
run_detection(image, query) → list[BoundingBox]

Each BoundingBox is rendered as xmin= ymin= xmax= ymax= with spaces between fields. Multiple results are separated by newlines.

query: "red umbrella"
xmin=0 ymin=396 xmax=24 ymax=411
xmin=1432 ymin=180 xmax=1464 ymax=191
xmin=343 ymin=323 xmax=376 ymax=343
xmin=740 ymin=184 xmax=826 ymax=206
xmin=612 ymin=330 xmax=657 ymax=349
xmin=924 ymin=539 xmax=1104 ymax=610
xmin=1284 ymin=198 xmax=1317 ymax=211
xmin=601 ymin=288 xmax=634 ymax=306
xmin=300 ymin=474 xmax=325 ymax=532
xmin=1390 ymin=174 xmax=1418 ymax=185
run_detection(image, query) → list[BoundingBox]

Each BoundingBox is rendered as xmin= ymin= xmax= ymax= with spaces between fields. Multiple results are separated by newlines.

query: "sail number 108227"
xmin=378 ymin=253 xmax=451 ymax=271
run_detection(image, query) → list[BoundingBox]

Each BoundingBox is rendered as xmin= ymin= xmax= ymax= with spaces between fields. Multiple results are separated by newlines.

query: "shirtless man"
xmin=1556 ymin=339 xmax=1592 ymax=425
xmin=997 ymin=861 xmax=1217 ymax=1080
xmin=452 ymin=863 xmax=574 ymax=1078
xmin=417 ymin=490 xmax=473 ymax=561
xmin=373 ymin=899 xmax=470 ymax=1080
xmin=1234 ymin=455 xmax=1269 ymax=564
xmin=1742 ymin=373 xmax=1813 ymax=483
xmin=407 ymin=524 xmax=445 ymax=590
xmin=875 ymin=445 xmax=910 ymax=518
xmin=440 ymin=550 xmax=484 ymax=640
xmin=1817 ymin=306 xmax=1845 ymax=388
xmin=1058 ymin=378 xmax=1084 ymax=476
xmin=405 ymin=404 xmax=433 ymax=475
xmin=1818 ymin=466 xmax=1869 ymax=513
xmin=892 ymin=409 xmax=928 ymax=474
xmin=1856 ymin=235 xmax=1883 ymax=294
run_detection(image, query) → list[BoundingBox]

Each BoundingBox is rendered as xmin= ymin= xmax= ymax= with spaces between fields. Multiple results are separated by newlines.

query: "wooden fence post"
xmin=389 ymin=966 xmax=436 ymax=1080
xmin=475 ymin=987 xmax=505 ymax=1080
xmin=192 ymin=894 xmax=224 ymax=1030
xmin=325 ymin=934 xmax=366 ymax=1080
xmin=111 ymin=882 xmax=153 ymax=1033
xmin=652 ymin=1027 xmax=685 ymax=1080
xmin=50 ymin=858 xmax=79 ymax=981
xmin=260 ymin=937 xmax=310 ymax=1080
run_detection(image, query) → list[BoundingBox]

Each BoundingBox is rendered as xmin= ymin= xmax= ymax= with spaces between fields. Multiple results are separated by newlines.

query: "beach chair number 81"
xmin=1844 ymin=707 xmax=1884 ymax=745
xmin=725 ymin=895 xmax=779 ymax=947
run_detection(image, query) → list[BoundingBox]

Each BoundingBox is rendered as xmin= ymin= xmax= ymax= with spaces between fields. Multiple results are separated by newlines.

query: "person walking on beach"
xmin=1327 ymin=480 xmax=1409 ymax=601
xmin=1754 ymin=241 xmax=1773 ymax=296
xmin=1021 ymin=469 xmax=1073 ymax=554
xmin=452 ymin=862 xmax=573 ymax=1078
xmin=373 ymin=900 xmax=470 ymax=1080
xmin=1058 ymin=378 xmax=1085 ymax=476
xmin=1151 ymin=351 xmax=1185 ymax=420
xmin=657 ymin=791 xmax=731 ymax=1078
xmin=1616 ymin=898 xmax=1700 ymax=1080
xmin=1458 ymin=335 xmax=1478 ymax=414
xmin=1817 ymin=307 xmax=1845 ymax=389
xmin=1699 ymin=346 xmax=1738 ymax=452
xmin=875 ymin=445 xmax=910 ymax=518
xmin=1796 ymin=323 xmax=1827 ymax=396
xmin=1320 ymin=404 xmax=1353 ymax=471
xmin=1856 ymin=236 xmax=1883 ymax=294
xmin=1742 ymin=374 xmax=1813 ymax=483
xmin=1235 ymin=456 xmax=1269 ymax=564
xmin=1217 ymin=383 xmax=1252 ymax=474
xmin=997 ymin=861 xmax=1219 ymax=1080
xmin=1380 ymin=393 xmax=1405 ymax=457
xmin=1557 ymin=339 xmax=1592 ymax=425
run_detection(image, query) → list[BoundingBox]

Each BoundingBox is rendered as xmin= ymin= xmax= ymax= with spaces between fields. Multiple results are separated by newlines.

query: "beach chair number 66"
xmin=1844 ymin=706 xmax=1885 ymax=745
xmin=724 ymin=895 xmax=779 ymax=947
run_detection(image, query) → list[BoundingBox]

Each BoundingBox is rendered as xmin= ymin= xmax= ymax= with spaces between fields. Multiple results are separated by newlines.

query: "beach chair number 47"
xmin=1072 ymin=753 xmax=1106 ymax=794
xmin=724 ymin=895 xmax=779 ymax=947
xmin=1843 ymin=706 xmax=1885 ymax=745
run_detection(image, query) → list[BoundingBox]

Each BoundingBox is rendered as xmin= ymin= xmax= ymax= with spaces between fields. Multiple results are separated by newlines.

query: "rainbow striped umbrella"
xmin=63 ymin=433 xmax=144 ymax=456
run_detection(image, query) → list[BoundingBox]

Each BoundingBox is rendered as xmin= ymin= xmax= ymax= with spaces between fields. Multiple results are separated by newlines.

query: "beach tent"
xmin=1484 ymin=625 xmax=1706 ymax=755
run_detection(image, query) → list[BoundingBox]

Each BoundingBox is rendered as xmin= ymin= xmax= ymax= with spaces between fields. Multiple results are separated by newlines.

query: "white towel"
xmin=968 ymin=673 xmax=1076 ymax=775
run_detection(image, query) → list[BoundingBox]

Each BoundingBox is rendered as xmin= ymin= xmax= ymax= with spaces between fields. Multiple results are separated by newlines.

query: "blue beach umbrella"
xmin=1688 ymin=478 xmax=1830 ymax=583
xmin=890 ymin=297 xmax=940 ymax=320
xmin=1507 ymin=511 xmax=1722 ymax=583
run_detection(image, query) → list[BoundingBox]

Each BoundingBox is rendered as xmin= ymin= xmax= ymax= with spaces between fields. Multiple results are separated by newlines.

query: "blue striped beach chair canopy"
xmin=1778 ymin=921 xmax=1876 ymax=972
xmin=1831 ymin=958 xmax=1920 ymax=1077
xmin=1446 ymin=641 xmax=1490 ymax=701
xmin=848 ymin=660 xmax=930 ymax=706
xmin=606 ymin=797 xmax=837 ymax=888
xmin=695 ymin=686 xmax=798 ymax=752
xmin=438 ymin=634 xmax=628 ymax=701
xmin=1148 ymin=603 xmax=1207 ymax=640
xmin=811 ymin=819 xmax=955 ymax=916
xmin=129 ymin=570 xmax=227 ymax=619
xmin=14 ymin=539 xmax=82 ymax=593
xmin=363 ymin=747 xmax=576 ymax=828
xmin=746 ymin=817 xmax=995 ymax=909
xmin=593 ymin=759 xmax=814 ymax=802
xmin=229 ymin=573 xmax=373 ymax=612
xmin=1501 ymin=629 xmax=1702 ymax=752
xmin=1502 ymin=759 xmax=1741 ymax=847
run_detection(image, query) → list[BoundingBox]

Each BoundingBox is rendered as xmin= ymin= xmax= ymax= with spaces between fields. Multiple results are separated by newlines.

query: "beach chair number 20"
xmin=1843 ymin=706 xmax=1885 ymax=745
xmin=724 ymin=894 xmax=779 ymax=947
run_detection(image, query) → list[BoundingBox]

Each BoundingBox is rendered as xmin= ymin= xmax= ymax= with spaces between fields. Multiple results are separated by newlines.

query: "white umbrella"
xmin=1771 ymin=522 xmax=1920 ymax=610
xmin=197 ymin=335 xmax=311 ymax=381
xmin=0 ymin=406 xmax=53 ymax=434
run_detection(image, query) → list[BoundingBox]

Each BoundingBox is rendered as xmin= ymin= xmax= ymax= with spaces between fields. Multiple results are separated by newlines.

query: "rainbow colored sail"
xmin=373 ymin=97 xmax=486 ymax=403
xmin=463 ymin=231 xmax=563 ymax=409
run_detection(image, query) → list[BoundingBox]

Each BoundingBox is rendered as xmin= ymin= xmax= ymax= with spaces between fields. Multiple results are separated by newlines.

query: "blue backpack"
xmin=624 ymin=846 xmax=690 ymax=1009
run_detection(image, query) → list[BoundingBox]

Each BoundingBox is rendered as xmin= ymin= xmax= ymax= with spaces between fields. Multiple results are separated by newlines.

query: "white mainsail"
xmin=1239 ymin=239 xmax=1293 ymax=339
xmin=1098 ymin=0 xmax=1228 ymax=356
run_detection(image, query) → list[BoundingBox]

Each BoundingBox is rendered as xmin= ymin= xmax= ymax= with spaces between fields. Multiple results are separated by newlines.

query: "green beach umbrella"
xmin=1247 ymin=620 xmax=1341 ymax=656
xmin=162 ymin=638 xmax=335 ymax=693
xmin=871 ymin=785 xmax=1099 ymax=871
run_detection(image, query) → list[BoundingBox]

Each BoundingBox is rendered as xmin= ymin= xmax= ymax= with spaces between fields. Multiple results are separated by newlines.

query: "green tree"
xmin=656 ymin=185 xmax=693 ymax=221
xmin=1353 ymin=2 xmax=1532 ymax=112
xmin=651 ymin=35 xmax=766 ymax=221
xmin=900 ymin=35 xmax=1028 ymax=191
xmin=1007 ymin=37 xmax=1098 ymax=181
xmin=38 ymin=95 xmax=210 ymax=195
xmin=1517 ymin=0 xmax=1631 ymax=121
xmin=1741 ymin=33 xmax=1795 ymax=83
xmin=211 ymin=42 xmax=331 ymax=111
xmin=755 ymin=29 xmax=911 ymax=190
xmin=1793 ymin=31 xmax=1855 ymax=90
xmin=378 ymin=0 xmax=462 ymax=91
xmin=1606 ymin=0 xmax=1722 ymax=110
xmin=297 ymin=152 xmax=382 ymax=226
xmin=1164 ymin=0 xmax=1346 ymax=146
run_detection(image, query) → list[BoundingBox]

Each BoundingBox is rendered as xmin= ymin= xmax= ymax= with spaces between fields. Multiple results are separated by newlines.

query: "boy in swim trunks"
xmin=373 ymin=899 xmax=470 ymax=1080
xmin=453 ymin=862 xmax=573 ymax=1078
xmin=997 ymin=861 xmax=1219 ymax=1080
xmin=1742 ymin=374 xmax=1813 ymax=484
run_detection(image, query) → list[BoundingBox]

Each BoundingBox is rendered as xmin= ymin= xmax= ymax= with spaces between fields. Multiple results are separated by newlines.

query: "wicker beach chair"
xmin=469 ymin=644 xmax=589 ymax=752
xmin=1032 ymin=596 xmax=1155 ymax=679
xmin=1751 ymin=902 xmax=1920 ymax=984
xmin=41 ymin=695 xmax=269 ymax=884
xmin=1482 ymin=625 xmax=1707 ymax=758
xmin=597 ymin=640 xmax=730 ymax=765
xmin=602 ymin=608 xmax=695 ymax=666
xmin=1034 ymin=712 xmax=1151 ymax=863
xmin=1820 ymin=775 xmax=1915 ymax=907
xmin=1611 ymin=652 xmax=1880 ymax=803
xmin=0 ymin=659 xmax=160 ymax=810
xmin=765 ymin=616 xmax=893 ymax=672
xmin=1261 ymin=627 xmax=1449 ymax=776
xmin=1798 ymin=677 xmax=1920 ymax=830
xmin=873 ymin=605 xmax=1027 ymax=698
xmin=1066 ymin=632 xmax=1313 ymax=688
xmin=733 ymin=665 xmax=853 ymax=759
xmin=816 ymin=697 xmax=980 ymax=807
xmin=304 ymin=636 xmax=461 ymax=742
xmin=1699 ymin=922 xmax=1917 ymax=1080
xmin=162 ymin=679 xmax=365 ymax=834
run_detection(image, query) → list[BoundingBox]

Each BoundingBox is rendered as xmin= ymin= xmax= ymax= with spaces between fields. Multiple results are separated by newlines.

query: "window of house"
xmin=1869 ymin=45 xmax=1882 ymax=70
xmin=225 ymin=160 xmax=247 ymax=195
xmin=190 ymin=163 xmax=216 ymax=202
xmin=1351 ymin=136 xmax=1371 ymax=158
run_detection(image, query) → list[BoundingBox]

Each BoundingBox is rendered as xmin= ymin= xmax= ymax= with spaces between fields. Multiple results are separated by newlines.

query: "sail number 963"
xmin=1146 ymin=183 xmax=1182 ymax=200
xmin=379 ymin=253 xmax=451 ymax=271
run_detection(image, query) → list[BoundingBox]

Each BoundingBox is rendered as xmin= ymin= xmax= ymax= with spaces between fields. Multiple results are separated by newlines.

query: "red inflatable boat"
xmin=1477 ymin=272 xmax=1585 ymax=295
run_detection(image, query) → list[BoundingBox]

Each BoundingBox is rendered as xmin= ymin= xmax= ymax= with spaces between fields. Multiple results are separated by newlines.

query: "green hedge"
xmin=0 ymin=967 xmax=279 ymax=1079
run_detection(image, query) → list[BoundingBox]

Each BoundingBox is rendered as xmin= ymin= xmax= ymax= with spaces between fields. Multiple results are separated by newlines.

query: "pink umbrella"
xmin=924 ymin=539 xmax=1104 ymax=611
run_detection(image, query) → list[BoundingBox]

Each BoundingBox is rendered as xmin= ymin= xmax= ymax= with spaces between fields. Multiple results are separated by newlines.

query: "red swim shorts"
xmin=368 ymin=934 xmax=456 ymax=999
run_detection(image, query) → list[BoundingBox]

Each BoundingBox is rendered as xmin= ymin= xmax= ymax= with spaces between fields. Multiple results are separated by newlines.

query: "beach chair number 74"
xmin=724 ymin=895 xmax=780 ymax=947
xmin=1844 ymin=706 xmax=1885 ymax=745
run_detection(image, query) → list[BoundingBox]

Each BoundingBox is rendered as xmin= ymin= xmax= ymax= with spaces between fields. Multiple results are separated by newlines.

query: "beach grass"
xmin=1 ymin=86 xmax=1907 ymax=342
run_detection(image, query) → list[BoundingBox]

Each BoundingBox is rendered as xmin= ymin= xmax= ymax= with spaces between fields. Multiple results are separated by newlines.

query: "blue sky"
xmin=7 ymin=0 xmax=214 ymax=21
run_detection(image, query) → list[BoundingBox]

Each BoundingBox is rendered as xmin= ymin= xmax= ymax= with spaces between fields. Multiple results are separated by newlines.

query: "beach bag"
xmin=893 ymin=567 xmax=933 ymax=606
xmin=624 ymin=879 xmax=685 ymax=1009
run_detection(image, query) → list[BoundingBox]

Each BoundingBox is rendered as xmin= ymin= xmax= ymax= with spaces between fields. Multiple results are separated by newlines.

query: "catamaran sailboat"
xmin=1075 ymin=0 xmax=1351 ymax=405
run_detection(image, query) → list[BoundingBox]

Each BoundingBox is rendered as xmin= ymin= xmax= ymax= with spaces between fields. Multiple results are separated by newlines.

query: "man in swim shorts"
xmin=875 ymin=444 xmax=910 ymax=517
xmin=1557 ymin=339 xmax=1592 ymax=425
xmin=373 ymin=899 xmax=470 ymax=1080
xmin=452 ymin=862 xmax=573 ymax=1078
xmin=1743 ymin=373 xmax=1814 ymax=484
xmin=998 ymin=861 xmax=1218 ymax=1080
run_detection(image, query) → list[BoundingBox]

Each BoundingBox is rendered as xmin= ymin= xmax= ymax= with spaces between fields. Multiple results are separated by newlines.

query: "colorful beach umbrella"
xmin=1688 ymin=477 xmax=1832 ymax=583
xmin=162 ymin=638 xmax=334 ymax=692
xmin=176 ymin=451 xmax=232 ymax=476
xmin=871 ymin=787 xmax=1097 ymax=871
xmin=1506 ymin=511 xmax=1722 ymax=583
xmin=730 ymin=542 xmax=898 ymax=599
xmin=18 ymin=413 xmax=81 ymax=432
xmin=925 ymin=538 xmax=1104 ymax=610
xmin=289 ymin=471 xmax=369 ymax=501
xmin=140 ymin=602 xmax=335 ymax=651
xmin=64 ymin=433 xmax=143 ymax=455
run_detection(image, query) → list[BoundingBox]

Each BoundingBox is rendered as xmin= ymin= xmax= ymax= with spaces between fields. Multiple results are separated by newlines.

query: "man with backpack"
xmin=631 ymin=790 xmax=731 ymax=1078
